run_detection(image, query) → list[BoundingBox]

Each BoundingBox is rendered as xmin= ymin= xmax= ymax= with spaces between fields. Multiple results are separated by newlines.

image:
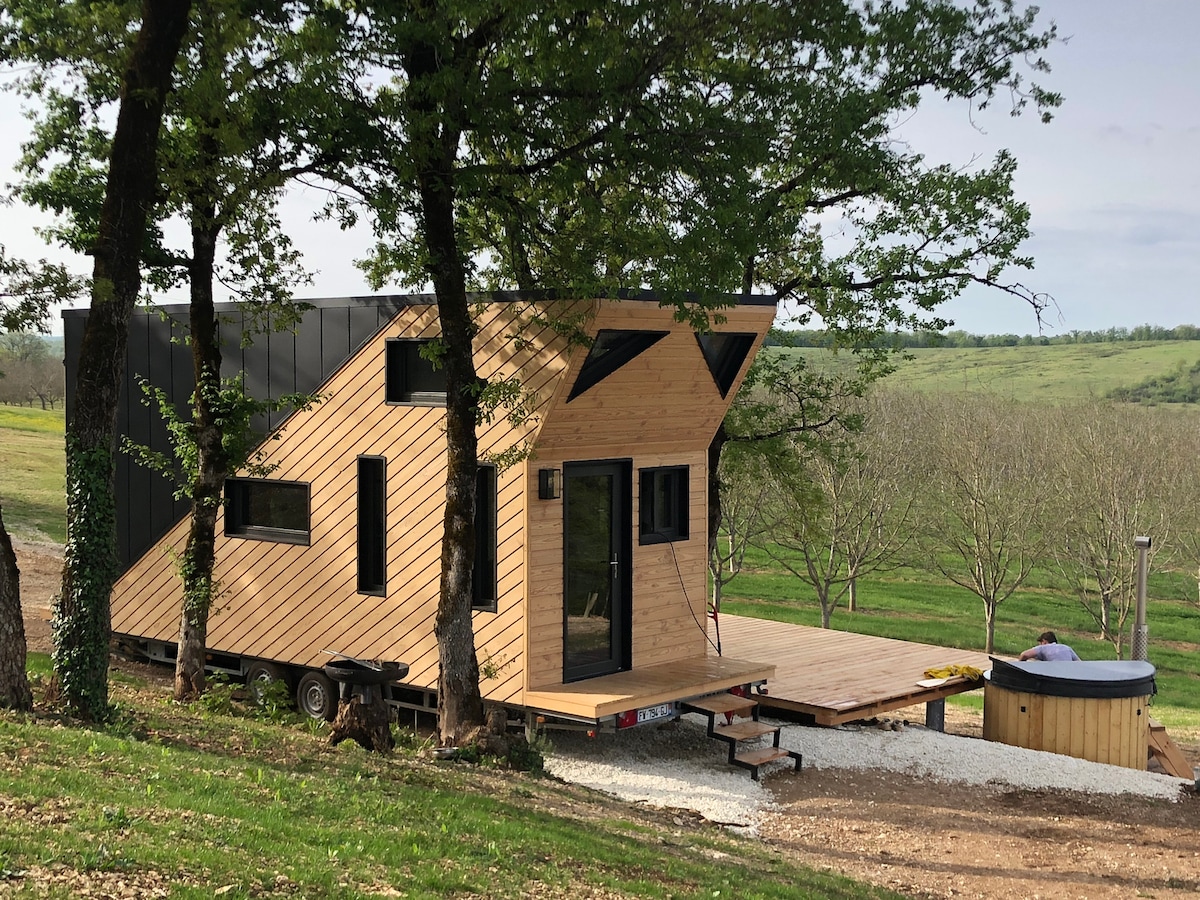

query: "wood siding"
xmin=111 ymin=300 xmax=582 ymax=707
xmin=524 ymin=301 xmax=774 ymax=691
xmin=111 ymin=295 xmax=776 ymax=715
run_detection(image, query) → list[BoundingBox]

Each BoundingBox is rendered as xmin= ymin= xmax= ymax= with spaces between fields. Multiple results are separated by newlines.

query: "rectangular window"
xmin=639 ymin=466 xmax=689 ymax=544
xmin=473 ymin=463 xmax=498 ymax=611
xmin=225 ymin=478 xmax=310 ymax=545
xmin=357 ymin=456 xmax=386 ymax=594
xmin=385 ymin=338 xmax=446 ymax=404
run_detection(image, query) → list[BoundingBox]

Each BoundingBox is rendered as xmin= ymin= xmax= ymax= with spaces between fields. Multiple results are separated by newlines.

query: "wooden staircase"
xmin=682 ymin=691 xmax=802 ymax=781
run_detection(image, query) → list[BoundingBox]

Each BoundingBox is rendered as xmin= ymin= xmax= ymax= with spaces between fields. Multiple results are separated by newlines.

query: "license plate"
xmin=636 ymin=702 xmax=675 ymax=725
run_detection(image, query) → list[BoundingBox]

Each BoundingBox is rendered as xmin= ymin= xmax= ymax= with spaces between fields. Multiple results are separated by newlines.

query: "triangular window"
xmin=696 ymin=332 xmax=756 ymax=398
xmin=568 ymin=329 xmax=668 ymax=401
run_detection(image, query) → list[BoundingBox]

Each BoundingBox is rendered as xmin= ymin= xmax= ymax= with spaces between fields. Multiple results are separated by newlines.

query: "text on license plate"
xmin=636 ymin=703 xmax=674 ymax=724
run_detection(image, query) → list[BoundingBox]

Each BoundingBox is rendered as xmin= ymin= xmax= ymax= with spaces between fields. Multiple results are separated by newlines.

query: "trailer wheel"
xmin=296 ymin=670 xmax=338 ymax=721
xmin=244 ymin=660 xmax=287 ymax=705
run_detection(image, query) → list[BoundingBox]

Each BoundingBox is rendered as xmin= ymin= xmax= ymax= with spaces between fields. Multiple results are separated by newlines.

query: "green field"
xmin=0 ymin=406 xmax=65 ymax=543
xmin=875 ymin=340 xmax=1200 ymax=402
xmin=776 ymin=338 xmax=1200 ymax=403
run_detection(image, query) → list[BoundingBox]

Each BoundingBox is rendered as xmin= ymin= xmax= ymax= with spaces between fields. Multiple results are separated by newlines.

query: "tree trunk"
xmin=848 ymin=576 xmax=858 ymax=612
xmin=54 ymin=0 xmax=193 ymax=720
xmin=174 ymin=216 xmax=224 ymax=702
xmin=984 ymin=600 xmax=996 ymax=654
xmin=428 ymin=228 xmax=487 ymax=748
xmin=330 ymin=686 xmax=395 ymax=753
xmin=705 ymin=425 xmax=730 ymax=657
xmin=404 ymin=40 xmax=486 ymax=744
xmin=1099 ymin=588 xmax=1113 ymax=642
xmin=0 ymin=502 xmax=32 ymax=711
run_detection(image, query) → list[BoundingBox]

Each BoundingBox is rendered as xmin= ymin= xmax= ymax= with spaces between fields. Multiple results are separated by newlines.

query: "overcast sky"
xmin=2 ymin=1 xmax=1197 ymax=338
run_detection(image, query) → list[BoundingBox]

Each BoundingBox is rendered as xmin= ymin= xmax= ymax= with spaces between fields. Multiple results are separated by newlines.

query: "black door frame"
xmin=561 ymin=459 xmax=633 ymax=682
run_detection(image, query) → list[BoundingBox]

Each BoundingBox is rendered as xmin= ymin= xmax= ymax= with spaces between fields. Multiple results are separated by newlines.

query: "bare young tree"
xmin=757 ymin=392 xmax=919 ymax=628
xmin=912 ymin=393 xmax=1050 ymax=653
xmin=1046 ymin=401 xmax=1175 ymax=656
xmin=0 ymin=354 xmax=64 ymax=409
xmin=709 ymin=445 xmax=775 ymax=654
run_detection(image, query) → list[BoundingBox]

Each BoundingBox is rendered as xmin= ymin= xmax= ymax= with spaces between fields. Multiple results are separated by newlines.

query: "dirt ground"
xmin=14 ymin=539 xmax=57 ymax=656
xmin=763 ymin=723 xmax=1200 ymax=899
xmin=12 ymin=541 xmax=1200 ymax=900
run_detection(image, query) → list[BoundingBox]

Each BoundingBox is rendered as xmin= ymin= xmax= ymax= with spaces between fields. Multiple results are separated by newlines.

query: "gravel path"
xmin=544 ymin=714 xmax=1191 ymax=832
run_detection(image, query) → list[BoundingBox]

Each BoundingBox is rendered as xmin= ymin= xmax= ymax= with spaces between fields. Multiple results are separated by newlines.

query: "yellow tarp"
xmin=923 ymin=664 xmax=984 ymax=681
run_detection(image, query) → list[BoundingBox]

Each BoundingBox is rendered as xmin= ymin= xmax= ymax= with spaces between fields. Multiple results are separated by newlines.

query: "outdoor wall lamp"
xmin=538 ymin=468 xmax=561 ymax=500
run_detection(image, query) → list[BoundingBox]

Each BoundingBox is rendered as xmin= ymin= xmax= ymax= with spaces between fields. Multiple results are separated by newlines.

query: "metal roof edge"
xmin=60 ymin=288 xmax=776 ymax=319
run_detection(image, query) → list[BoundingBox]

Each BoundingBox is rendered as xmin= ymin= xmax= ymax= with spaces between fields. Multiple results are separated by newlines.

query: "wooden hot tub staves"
xmin=982 ymin=659 xmax=1158 ymax=770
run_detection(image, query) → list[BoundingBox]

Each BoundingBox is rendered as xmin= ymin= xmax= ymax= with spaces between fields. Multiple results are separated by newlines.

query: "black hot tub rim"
xmin=986 ymin=657 xmax=1156 ymax=700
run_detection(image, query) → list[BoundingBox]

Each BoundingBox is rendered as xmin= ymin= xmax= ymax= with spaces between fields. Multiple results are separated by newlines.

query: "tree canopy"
xmin=2 ymin=0 xmax=1062 ymax=732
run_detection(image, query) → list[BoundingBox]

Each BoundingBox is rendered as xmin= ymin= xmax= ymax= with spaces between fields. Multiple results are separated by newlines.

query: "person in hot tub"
xmin=1019 ymin=631 xmax=1081 ymax=661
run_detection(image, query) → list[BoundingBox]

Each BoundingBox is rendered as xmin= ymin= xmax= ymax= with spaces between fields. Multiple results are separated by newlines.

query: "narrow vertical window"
xmin=357 ymin=456 xmax=386 ymax=594
xmin=472 ymin=463 xmax=497 ymax=611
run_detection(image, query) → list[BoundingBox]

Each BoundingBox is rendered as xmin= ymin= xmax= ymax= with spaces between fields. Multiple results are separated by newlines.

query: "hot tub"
xmin=982 ymin=658 xmax=1156 ymax=769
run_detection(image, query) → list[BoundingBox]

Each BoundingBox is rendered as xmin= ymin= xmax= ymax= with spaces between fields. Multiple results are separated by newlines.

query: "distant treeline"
xmin=774 ymin=323 xmax=1200 ymax=349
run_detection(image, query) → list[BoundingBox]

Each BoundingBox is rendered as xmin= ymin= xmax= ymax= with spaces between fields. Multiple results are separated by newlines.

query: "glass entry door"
xmin=563 ymin=461 xmax=631 ymax=681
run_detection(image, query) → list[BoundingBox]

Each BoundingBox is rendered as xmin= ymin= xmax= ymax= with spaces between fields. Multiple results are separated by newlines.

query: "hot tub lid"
xmin=986 ymin=657 xmax=1156 ymax=699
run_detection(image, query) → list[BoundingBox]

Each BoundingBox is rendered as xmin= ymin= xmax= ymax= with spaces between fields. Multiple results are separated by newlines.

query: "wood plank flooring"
xmin=523 ymin=655 xmax=774 ymax=720
xmin=718 ymin=614 xmax=992 ymax=726
xmin=521 ymin=616 xmax=992 ymax=726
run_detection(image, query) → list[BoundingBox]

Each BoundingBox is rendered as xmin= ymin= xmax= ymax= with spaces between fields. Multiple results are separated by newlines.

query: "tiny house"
xmin=65 ymin=292 xmax=777 ymax=727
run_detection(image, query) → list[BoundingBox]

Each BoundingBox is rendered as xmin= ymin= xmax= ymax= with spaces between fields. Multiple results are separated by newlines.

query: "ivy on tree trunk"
xmin=53 ymin=0 xmax=193 ymax=721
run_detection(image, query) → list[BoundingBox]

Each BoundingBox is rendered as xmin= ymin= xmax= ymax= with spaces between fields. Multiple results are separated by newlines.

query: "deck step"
xmin=715 ymin=720 xmax=778 ymax=742
xmin=735 ymin=746 xmax=793 ymax=768
xmin=683 ymin=690 xmax=804 ymax=780
xmin=682 ymin=692 xmax=758 ymax=718
xmin=734 ymin=745 xmax=803 ymax=781
xmin=1148 ymin=718 xmax=1194 ymax=780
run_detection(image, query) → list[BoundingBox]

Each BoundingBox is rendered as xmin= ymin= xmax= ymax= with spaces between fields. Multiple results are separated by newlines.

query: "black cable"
xmin=661 ymin=534 xmax=721 ymax=655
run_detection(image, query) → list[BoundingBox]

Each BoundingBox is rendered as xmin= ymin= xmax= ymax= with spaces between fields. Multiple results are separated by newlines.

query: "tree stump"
xmin=328 ymin=685 xmax=395 ymax=753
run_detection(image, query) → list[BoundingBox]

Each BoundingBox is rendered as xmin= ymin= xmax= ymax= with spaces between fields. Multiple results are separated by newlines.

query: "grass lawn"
xmin=0 ymin=406 xmax=65 ymax=543
xmin=0 ymin=656 xmax=902 ymax=900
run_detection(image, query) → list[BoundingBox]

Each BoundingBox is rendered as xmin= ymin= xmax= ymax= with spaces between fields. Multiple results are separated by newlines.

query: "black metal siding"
xmin=62 ymin=295 xmax=433 ymax=574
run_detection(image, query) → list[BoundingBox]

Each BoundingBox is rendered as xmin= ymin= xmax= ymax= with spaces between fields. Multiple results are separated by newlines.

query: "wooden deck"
xmin=520 ymin=615 xmax=991 ymax=726
xmin=523 ymin=655 xmax=774 ymax=720
xmin=718 ymin=615 xmax=991 ymax=726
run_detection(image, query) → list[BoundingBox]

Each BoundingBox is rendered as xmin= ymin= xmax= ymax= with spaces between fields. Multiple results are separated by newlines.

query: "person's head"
xmin=1038 ymin=631 xmax=1058 ymax=645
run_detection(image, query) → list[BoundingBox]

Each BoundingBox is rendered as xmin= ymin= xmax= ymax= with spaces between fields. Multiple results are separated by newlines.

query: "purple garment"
xmin=1029 ymin=642 xmax=1080 ymax=661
